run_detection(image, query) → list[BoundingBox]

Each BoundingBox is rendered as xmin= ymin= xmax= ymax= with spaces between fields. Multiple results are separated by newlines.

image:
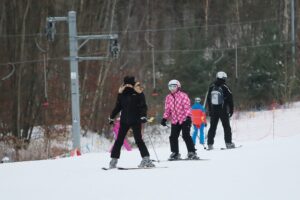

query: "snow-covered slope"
xmin=1 ymin=103 xmax=300 ymax=200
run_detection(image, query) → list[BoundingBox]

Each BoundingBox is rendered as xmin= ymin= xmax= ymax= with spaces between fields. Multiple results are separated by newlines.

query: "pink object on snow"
xmin=110 ymin=119 xmax=132 ymax=152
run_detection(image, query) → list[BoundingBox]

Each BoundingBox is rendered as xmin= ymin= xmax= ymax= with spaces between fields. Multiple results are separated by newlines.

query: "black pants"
xmin=207 ymin=110 xmax=232 ymax=145
xmin=111 ymin=122 xmax=150 ymax=159
xmin=169 ymin=120 xmax=196 ymax=154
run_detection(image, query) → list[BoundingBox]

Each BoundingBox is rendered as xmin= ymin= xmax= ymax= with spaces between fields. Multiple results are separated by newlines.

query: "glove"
xmin=160 ymin=118 xmax=167 ymax=126
xmin=140 ymin=117 xmax=148 ymax=123
xmin=206 ymin=111 xmax=210 ymax=117
xmin=108 ymin=117 xmax=114 ymax=125
xmin=228 ymin=111 xmax=233 ymax=118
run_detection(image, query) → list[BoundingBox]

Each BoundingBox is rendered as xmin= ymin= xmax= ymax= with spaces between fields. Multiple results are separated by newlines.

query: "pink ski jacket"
xmin=163 ymin=90 xmax=192 ymax=125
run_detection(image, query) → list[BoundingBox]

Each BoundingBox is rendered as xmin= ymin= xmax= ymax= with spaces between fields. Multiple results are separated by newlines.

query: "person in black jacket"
xmin=108 ymin=76 xmax=155 ymax=168
xmin=206 ymin=71 xmax=235 ymax=150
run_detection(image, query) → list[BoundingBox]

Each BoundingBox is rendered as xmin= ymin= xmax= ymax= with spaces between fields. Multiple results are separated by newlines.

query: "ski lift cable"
xmin=35 ymin=38 xmax=48 ymax=53
xmin=1 ymin=63 xmax=15 ymax=80
xmin=0 ymin=16 xmax=296 ymax=38
xmin=0 ymin=40 xmax=294 ymax=67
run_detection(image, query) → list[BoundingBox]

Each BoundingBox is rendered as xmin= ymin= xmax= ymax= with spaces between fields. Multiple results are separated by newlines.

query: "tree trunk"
xmin=13 ymin=0 xmax=31 ymax=161
xmin=204 ymin=0 xmax=209 ymax=38
xmin=16 ymin=0 xmax=31 ymax=139
xmin=85 ymin=0 xmax=118 ymax=133
xmin=0 ymin=4 xmax=5 ymax=33
xmin=235 ymin=0 xmax=242 ymax=40
xmin=282 ymin=0 xmax=289 ymax=41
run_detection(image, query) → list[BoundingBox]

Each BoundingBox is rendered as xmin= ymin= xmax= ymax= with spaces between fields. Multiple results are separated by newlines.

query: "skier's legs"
xmin=207 ymin=114 xmax=220 ymax=145
xmin=169 ymin=124 xmax=181 ymax=153
xmin=182 ymin=120 xmax=196 ymax=152
xmin=192 ymin=125 xmax=198 ymax=144
xmin=111 ymin=123 xmax=130 ymax=158
xmin=220 ymin=112 xmax=232 ymax=143
xmin=199 ymin=124 xmax=205 ymax=145
xmin=131 ymin=123 xmax=150 ymax=158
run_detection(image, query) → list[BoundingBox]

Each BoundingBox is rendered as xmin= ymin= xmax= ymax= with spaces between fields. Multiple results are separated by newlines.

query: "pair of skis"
xmin=157 ymin=158 xmax=210 ymax=162
xmin=102 ymin=157 xmax=209 ymax=170
xmin=102 ymin=166 xmax=168 ymax=170
xmin=206 ymin=144 xmax=243 ymax=151
xmin=102 ymin=145 xmax=242 ymax=170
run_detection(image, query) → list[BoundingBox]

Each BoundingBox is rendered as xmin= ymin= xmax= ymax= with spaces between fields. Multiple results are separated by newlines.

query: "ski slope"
xmin=1 ymin=103 xmax=300 ymax=200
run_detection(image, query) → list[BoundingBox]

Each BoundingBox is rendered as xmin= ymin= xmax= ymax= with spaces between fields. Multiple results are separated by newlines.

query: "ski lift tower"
xmin=46 ymin=11 xmax=119 ymax=151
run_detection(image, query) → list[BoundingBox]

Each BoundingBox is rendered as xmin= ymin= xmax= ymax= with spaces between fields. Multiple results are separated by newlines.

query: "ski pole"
xmin=203 ymin=91 xmax=208 ymax=108
xmin=146 ymin=117 xmax=160 ymax=162
xmin=197 ymin=135 xmax=207 ymax=149
xmin=147 ymin=131 xmax=160 ymax=162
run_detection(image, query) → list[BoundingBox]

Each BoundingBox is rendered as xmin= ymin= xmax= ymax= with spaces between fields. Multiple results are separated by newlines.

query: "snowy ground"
xmin=1 ymin=103 xmax=300 ymax=200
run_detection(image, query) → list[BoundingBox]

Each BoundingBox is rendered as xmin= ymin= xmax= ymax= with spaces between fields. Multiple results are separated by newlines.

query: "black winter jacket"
xmin=207 ymin=79 xmax=234 ymax=115
xmin=110 ymin=87 xmax=147 ymax=124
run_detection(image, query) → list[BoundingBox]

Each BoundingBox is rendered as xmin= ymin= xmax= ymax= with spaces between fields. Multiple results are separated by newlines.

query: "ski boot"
xmin=207 ymin=144 xmax=214 ymax=150
xmin=187 ymin=152 xmax=199 ymax=160
xmin=138 ymin=156 xmax=155 ymax=168
xmin=109 ymin=158 xmax=118 ymax=169
xmin=168 ymin=152 xmax=181 ymax=161
xmin=226 ymin=142 xmax=235 ymax=149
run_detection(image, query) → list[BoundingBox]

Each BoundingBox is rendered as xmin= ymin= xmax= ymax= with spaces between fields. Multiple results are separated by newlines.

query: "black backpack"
xmin=211 ymin=85 xmax=224 ymax=105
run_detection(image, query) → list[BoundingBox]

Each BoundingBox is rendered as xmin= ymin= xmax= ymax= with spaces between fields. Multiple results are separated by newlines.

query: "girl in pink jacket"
xmin=110 ymin=118 xmax=132 ymax=152
xmin=160 ymin=80 xmax=199 ymax=160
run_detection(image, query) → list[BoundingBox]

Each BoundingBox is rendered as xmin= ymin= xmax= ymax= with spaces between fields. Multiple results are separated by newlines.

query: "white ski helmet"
xmin=168 ymin=79 xmax=181 ymax=92
xmin=168 ymin=79 xmax=181 ymax=88
xmin=195 ymin=97 xmax=201 ymax=103
xmin=216 ymin=71 xmax=227 ymax=79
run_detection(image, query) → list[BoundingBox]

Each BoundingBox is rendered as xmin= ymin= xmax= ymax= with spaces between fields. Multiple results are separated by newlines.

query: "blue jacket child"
xmin=191 ymin=97 xmax=207 ymax=145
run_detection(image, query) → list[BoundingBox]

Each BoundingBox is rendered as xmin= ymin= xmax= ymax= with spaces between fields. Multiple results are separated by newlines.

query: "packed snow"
xmin=1 ymin=103 xmax=300 ymax=200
